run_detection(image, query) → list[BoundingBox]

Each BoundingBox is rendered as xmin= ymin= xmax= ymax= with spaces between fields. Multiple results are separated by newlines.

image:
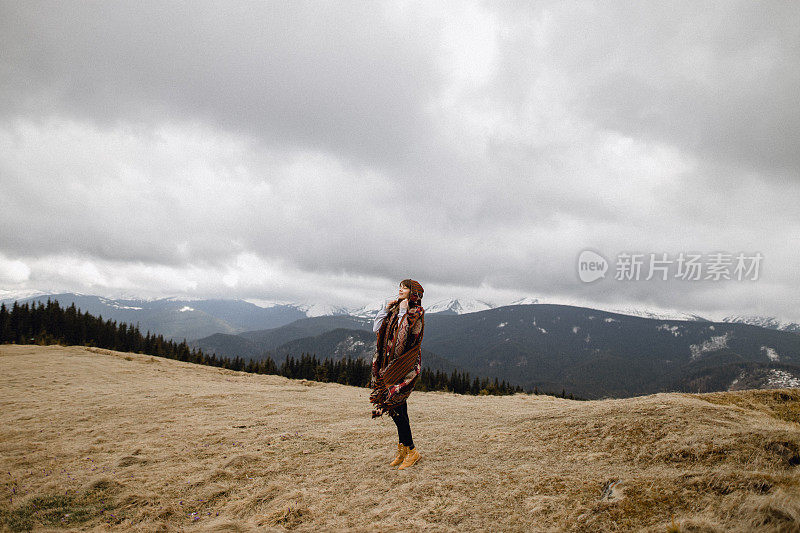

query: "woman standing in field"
xmin=369 ymin=279 xmax=425 ymax=470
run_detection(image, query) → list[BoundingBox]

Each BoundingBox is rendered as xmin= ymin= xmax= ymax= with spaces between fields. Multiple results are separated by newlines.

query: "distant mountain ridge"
xmin=722 ymin=315 xmax=800 ymax=334
xmin=190 ymin=303 xmax=800 ymax=399
xmin=3 ymin=291 xmax=798 ymax=342
xmin=5 ymin=291 xmax=800 ymax=399
xmin=1 ymin=293 xmax=306 ymax=341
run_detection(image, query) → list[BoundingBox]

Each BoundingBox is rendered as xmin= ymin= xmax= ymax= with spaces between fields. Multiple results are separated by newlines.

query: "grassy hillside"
xmin=1 ymin=345 xmax=799 ymax=531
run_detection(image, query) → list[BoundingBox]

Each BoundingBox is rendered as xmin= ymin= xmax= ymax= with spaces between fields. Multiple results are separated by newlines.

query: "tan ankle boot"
xmin=390 ymin=443 xmax=408 ymax=466
xmin=398 ymin=446 xmax=420 ymax=470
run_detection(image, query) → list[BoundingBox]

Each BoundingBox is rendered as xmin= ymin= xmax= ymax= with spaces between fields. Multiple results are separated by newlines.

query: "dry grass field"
xmin=1 ymin=344 xmax=800 ymax=532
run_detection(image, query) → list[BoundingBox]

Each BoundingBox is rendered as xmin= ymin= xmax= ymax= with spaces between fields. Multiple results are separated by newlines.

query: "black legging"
xmin=389 ymin=401 xmax=414 ymax=449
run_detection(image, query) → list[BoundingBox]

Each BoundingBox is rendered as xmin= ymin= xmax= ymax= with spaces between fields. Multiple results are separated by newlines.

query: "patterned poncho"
xmin=369 ymin=300 xmax=425 ymax=418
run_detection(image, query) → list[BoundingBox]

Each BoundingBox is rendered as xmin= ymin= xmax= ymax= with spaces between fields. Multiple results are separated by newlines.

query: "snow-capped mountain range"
xmin=2 ymin=290 xmax=797 ymax=340
xmin=722 ymin=315 xmax=800 ymax=334
xmin=0 ymin=289 xmax=49 ymax=302
xmin=342 ymin=296 xmax=713 ymax=321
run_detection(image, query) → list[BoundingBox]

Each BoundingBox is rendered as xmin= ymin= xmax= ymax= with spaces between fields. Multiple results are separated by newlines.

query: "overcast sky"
xmin=1 ymin=1 xmax=798 ymax=320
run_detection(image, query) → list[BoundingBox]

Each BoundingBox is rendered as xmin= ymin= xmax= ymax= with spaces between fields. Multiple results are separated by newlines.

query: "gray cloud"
xmin=0 ymin=0 xmax=797 ymax=321
xmin=0 ymin=1 xmax=446 ymax=175
xmin=523 ymin=1 xmax=800 ymax=179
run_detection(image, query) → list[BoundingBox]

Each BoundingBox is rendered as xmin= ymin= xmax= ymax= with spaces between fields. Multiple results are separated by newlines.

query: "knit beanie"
xmin=401 ymin=279 xmax=424 ymax=307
